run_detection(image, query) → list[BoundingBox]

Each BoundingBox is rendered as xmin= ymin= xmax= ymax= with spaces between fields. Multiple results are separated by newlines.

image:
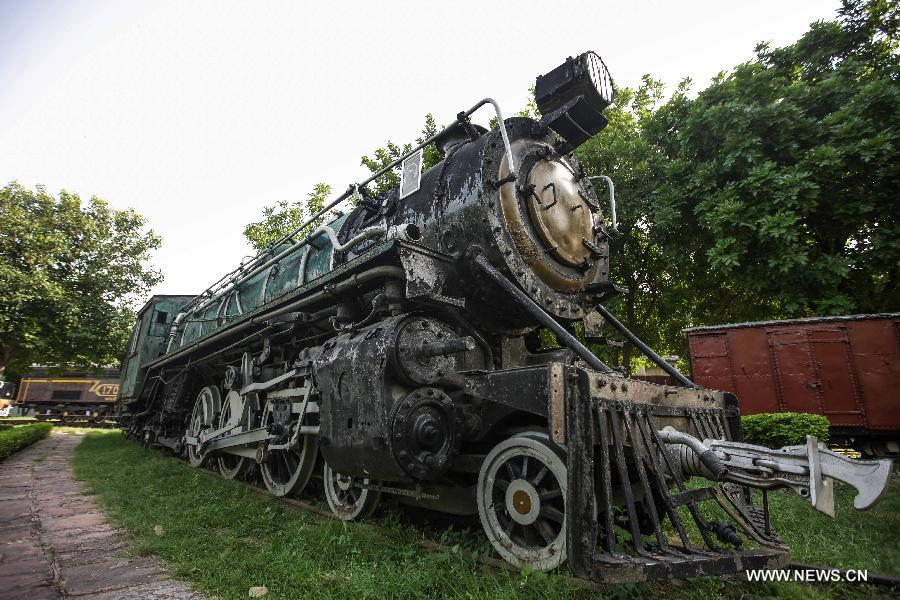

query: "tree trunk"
xmin=0 ymin=343 xmax=8 ymax=379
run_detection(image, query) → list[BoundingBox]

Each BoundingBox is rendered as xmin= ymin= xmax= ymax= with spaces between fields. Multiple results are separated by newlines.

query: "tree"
xmin=243 ymin=183 xmax=332 ymax=252
xmin=564 ymin=0 xmax=898 ymax=371
xmin=0 ymin=182 xmax=162 ymax=377
xmin=361 ymin=114 xmax=442 ymax=194
xmin=573 ymin=77 xmax=701 ymax=370
xmin=237 ymin=0 xmax=898 ymax=369
xmin=242 ymin=114 xmax=444 ymax=254
xmin=649 ymin=0 xmax=899 ymax=318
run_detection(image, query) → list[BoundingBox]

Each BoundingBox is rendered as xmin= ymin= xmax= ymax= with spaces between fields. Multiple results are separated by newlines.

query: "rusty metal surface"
xmin=685 ymin=314 xmax=900 ymax=436
xmin=563 ymin=363 xmax=789 ymax=582
xmin=548 ymin=363 xmax=566 ymax=443
xmin=524 ymin=159 xmax=595 ymax=268
xmin=496 ymin=137 xmax=604 ymax=297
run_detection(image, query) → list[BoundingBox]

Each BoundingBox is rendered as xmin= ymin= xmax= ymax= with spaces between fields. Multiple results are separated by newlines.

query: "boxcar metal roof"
xmin=682 ymin=312 xmax=900 ymax=334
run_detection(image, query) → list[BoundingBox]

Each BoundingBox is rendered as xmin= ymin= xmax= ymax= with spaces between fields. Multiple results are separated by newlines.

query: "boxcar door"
xmin=808 ymin=327 xmax=866 ymax=427
xmin=767 ymin=329 xmax=822 ymax=414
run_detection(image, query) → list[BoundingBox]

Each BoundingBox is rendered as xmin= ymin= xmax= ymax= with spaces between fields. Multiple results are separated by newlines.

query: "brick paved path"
xmin=0 ymin=432 xmax=207 ymax=599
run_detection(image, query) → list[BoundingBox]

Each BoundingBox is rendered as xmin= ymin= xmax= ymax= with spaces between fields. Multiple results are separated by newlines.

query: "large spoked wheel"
xmin=323 ymin=463 xmax=380 ymax=521
xmin=186 ymin=386 xmax=221 ymax=467
xmin=216 ymin=391 xmax=251 ymax=479
xmin=261 ymin=431 xmax=318 ymax=497
xmin=477 ymin=433 xmax=568 ymax=571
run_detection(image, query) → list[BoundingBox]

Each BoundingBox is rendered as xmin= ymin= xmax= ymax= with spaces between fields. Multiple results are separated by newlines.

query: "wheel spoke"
xmin=532 ymin=465 xmax=549 ymax=487
xmin=536 ymin=519 xmax=557 ymax=545
xmin=521 ymin=456 xmax=529 ymax=480
xmin=511 ymin=523 xmax=528 ymax=546
xmin=275 ymin=452 xmax=289 ymax=483
xmin=539 ymin=489 xmax=562 ymax=503
xmin=280 ymin=453 xmax=292 ymax=481
xmin=504 ymin=461 xmax=518 ymax=481
xmin=540 ymin=505 xmax=565 ymax=524
xmin=506 ymin=521 xmax=520 ymax=543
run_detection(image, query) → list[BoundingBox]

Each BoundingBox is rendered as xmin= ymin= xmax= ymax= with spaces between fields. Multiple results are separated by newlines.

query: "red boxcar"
xmin=685 ymin=313 xmax=900 ymax=456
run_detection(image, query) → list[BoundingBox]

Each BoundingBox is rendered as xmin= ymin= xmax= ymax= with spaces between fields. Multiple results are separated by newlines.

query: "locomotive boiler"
xmin=119 ymin=51 xmax=892 ymax=582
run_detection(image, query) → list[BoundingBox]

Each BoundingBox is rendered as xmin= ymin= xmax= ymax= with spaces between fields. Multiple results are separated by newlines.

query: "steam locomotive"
xmin=119 ymin=52 xmax=891 ymax=582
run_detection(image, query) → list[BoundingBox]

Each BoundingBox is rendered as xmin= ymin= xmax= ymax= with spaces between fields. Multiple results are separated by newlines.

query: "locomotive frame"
xmin=119 ymin=52 xmax=891 ymax=583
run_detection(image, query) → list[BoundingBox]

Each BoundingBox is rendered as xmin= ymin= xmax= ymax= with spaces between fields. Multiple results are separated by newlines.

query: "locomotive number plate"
xmin=400 ymin=148 xmax=423 ymax=200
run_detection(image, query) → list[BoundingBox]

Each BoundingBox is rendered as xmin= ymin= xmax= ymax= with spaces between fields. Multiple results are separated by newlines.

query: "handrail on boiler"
xmin=168 ymin=98 xmax=519 ymax=338
xmin=588 ymin=175 xmax=618 ymax=235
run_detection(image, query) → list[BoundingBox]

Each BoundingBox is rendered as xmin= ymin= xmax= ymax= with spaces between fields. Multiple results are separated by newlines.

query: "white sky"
xmin=0 ymin=0 xmax=840 ymax=300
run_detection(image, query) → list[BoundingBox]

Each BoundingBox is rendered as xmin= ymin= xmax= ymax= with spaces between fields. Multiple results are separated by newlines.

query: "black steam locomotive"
xmin=120 ymin=52 xmax=891 ymax=582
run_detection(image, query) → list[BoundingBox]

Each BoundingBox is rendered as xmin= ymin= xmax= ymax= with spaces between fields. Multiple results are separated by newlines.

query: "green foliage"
xmin=0 ymin=422 xmax=52 ymax=460
xmin=361 ymin=114 xmax=442 ymax=194
xmin=648 ymin=0 xmax=899 ymax=318
xmin=243 ymin=183 xmax=333 ymax=252
xmin=573 ymin=0 xmax=898 ymax=370
xmin=0 ymin=182 xmax=162 ymax=376
xmin=741 ymin=412 xmax=831 ymax=448
xmin=517 ymin=85 xmax=540 ymax=119
xmin=574 ymin=77 xmax=692 ymax=371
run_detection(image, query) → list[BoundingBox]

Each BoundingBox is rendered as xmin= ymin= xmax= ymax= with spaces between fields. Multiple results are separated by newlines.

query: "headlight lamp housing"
xmin=534 ymin=51 xmax=616 ymax=149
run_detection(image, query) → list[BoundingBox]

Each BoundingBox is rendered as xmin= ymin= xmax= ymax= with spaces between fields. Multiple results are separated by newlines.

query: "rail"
xmin=0 ymin=416 xmax=119 ymax=429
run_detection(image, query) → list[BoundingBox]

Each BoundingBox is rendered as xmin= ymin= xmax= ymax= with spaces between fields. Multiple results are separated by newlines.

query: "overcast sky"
xmin=1 ymin=0 xmax=840 ymax=299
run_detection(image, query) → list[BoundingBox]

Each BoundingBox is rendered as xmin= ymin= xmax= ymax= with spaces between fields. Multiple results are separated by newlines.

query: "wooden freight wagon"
xmin=684 ymin=313 xmax=900 ymax=457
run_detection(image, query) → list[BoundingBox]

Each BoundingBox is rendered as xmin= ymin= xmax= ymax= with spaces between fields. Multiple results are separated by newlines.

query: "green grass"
xmin=0 ymin=421 xmax=52 ymax=459
xmin=72 ymin=431 xmax=896 ymax=599
xmin=762 ymin=477 xmax=900 ymax=576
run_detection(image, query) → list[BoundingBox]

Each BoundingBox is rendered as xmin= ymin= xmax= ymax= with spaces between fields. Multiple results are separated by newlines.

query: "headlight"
xmin=534 ymin=51 xmax=616 ymax=149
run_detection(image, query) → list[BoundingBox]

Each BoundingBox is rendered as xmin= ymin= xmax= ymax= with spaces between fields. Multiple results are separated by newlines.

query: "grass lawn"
xmin=72 ymin=431 xmax=896 ymax=599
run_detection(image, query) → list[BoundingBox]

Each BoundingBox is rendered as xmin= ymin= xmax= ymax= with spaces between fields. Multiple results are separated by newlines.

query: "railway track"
xmin=0 ymin=416 xmax=119 ymax=428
